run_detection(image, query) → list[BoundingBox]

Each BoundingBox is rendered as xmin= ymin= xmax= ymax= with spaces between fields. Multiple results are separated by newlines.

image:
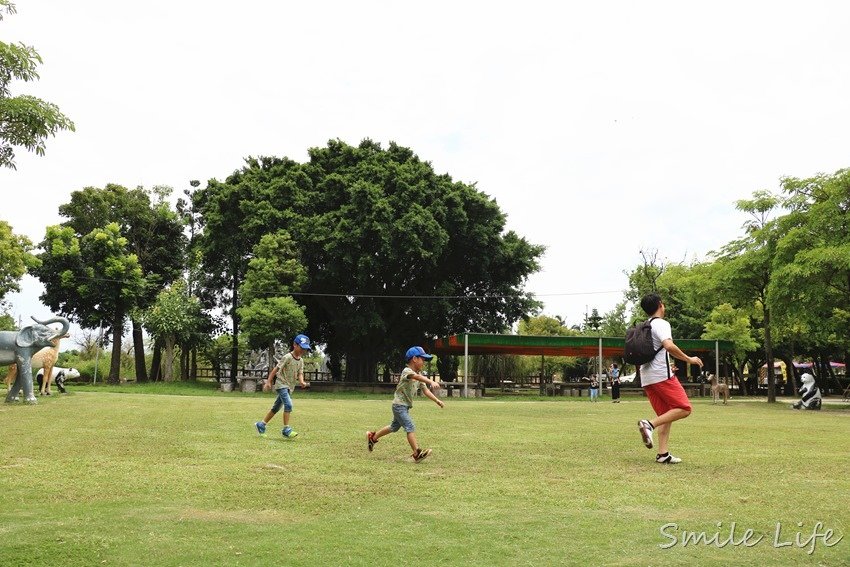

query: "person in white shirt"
xmin=636 ymin=294 xmax=703 ymax=464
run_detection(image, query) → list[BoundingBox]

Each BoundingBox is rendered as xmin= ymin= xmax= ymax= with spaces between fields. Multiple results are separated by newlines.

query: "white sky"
xmin=2 ymin=0 xmax=850 ymax=340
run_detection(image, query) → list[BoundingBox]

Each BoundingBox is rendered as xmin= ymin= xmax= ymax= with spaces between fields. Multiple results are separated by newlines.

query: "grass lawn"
xmin=1 ymin=385 xmax=848 ymax=566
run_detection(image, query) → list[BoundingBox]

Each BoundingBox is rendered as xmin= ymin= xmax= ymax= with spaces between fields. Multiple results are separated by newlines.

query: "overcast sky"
xmin=2 ymin=1 xmax=849 ymax=341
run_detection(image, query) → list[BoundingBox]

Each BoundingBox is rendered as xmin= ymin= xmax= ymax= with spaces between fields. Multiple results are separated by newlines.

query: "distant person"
xmin=589 ymin=374 xmax=599 ymax=401
xmin=635 ymin=293 xmax=703 ymax=464
xmin=255 ymin=334 xmax=312 ymax=439
xmin=610 ymin=363 xmax=621 ymax=403
xmin=366 ymin=346 xmax=444 ymax=462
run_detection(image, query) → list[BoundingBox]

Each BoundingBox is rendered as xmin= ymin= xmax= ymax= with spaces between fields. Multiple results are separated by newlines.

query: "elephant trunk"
xmin=31 ymin=316 xmax=71 ymax=342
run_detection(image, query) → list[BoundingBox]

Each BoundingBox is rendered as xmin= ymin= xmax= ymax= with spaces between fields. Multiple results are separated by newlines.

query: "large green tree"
xmin=56 ymin=184 xmax=186 ymax=381
xmin=0 ymin=1 xmax=74 ymax=169
xmin=144 ymin=280 xmax=203 ymax=382
xmin=713 ymin=191 xmax=785 ymax=402
xmin=772 ymin=168 xmax=850 ymax=386
xmin=32 ymin=223 xmax=146 ymax=382
xmin=237 ymin=231 xmax=308 ymax=358
xmin=193 ymin=158 xmax=301 ymax=382
xmin=195 ymin=140 xmax=544 ymax=381
xmin=296 ymin=140 xmax=543 ymax=380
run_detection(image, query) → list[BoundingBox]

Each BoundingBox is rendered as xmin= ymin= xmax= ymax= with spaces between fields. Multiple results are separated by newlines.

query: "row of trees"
xmin=0 ymin=140 xmax=545 ymax=384
xmin=2 ymin=157 xmax=847 ymax=396
xmin=587 ymin=170 xmax=850 ymax=402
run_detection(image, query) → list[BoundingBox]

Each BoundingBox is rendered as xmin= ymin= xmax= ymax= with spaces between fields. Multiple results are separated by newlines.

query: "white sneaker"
xmin=656 ymin=453 xmax=682 ymax=464
xmin=637 ymin=419 xmax=654 ymax=449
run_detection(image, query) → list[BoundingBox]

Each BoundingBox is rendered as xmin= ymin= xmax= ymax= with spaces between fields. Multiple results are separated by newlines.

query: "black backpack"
xmin=624 ymin=317 xmax=664 ymax=365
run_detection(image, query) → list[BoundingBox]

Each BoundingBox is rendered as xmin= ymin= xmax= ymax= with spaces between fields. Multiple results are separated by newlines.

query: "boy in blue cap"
xmin=366 ymin=346 xmax=444 ymax=462
xmin=255 ymin=334 xmax=311 ymax=438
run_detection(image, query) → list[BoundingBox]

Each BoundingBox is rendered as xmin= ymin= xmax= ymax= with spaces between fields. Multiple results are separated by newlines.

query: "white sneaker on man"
xmin=655 ymin=453 xmax=682 ymax=464
xmin=637 ymin=419 xmax=654 ymax=448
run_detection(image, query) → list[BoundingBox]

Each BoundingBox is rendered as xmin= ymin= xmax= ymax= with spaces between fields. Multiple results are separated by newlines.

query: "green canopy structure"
xmin=429 ymin=333 xmax=735 ymax=397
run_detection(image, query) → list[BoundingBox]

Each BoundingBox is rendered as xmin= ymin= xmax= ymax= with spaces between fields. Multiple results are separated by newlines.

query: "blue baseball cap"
xmin=293 ymin=334 xmax=312 ymax=350
xmin=405 ymin=346 xmax=433 ymax=361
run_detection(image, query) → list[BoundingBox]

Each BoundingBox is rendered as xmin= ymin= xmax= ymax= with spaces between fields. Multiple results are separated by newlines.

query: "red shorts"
xmin=643 ymin=377 xmax=692 ymax=416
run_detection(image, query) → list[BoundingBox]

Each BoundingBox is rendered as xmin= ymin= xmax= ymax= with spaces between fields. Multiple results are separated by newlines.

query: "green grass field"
xmin=1 ymin=386 xmax=848 ymax=566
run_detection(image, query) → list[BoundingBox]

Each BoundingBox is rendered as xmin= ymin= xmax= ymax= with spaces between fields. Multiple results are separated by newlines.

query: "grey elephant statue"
xmin=2 ymin=316 xmax=70 ymax=404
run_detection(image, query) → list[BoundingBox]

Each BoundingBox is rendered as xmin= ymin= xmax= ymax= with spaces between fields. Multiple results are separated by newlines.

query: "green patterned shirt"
xmin=392 ymin=367 xmax=421 ymax=407
xmin=274 ymin=352 xmax=304 ymax=391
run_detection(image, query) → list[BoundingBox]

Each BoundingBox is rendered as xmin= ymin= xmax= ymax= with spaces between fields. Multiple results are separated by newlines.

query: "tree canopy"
xmin=0 ymin=0 xmax=74 ymax=169
xmin=0 ymin=218 xmax=34 ymax=300
xmin=195 ymin=139 xmax=544 ymax=380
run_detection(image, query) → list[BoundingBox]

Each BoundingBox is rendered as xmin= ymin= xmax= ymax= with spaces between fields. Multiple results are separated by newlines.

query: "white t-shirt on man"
xmin=639 ymin=318 xmax=673 ymax=387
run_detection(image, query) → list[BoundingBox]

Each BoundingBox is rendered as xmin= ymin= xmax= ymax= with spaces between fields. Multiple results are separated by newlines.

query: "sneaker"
xmin=255 ymin=421 xmax=266 ymax=435
xmin=656 ymin=453 xmax=682 ymax=464
xmin=366 ymin=431 xmax=376 ymax=452
xmin=638 ymin=419 xmax=654 ymax=449
xmin=412 ymin=448 xmax=432 ymax=463
xmin=282 ymin=427 xmax=298 ymax=438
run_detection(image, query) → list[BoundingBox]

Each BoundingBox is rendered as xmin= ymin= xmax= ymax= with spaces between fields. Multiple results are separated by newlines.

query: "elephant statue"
xmin=1 ymin=316 xmax=70 ymax=404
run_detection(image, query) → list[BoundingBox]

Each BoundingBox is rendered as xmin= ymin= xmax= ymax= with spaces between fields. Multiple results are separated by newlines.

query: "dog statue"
xmin=36 ymin=367 xmax=80 ymax=395
xmin=708 ymin=374 xmax=730 ymax=405
xmin=791 ymin=373 xmax=822 ymax=410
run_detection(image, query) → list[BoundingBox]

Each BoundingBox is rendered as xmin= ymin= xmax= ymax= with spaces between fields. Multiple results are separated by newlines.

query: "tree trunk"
xmin=180 ymin=347 xmax=189 ymax=380
xmin=778 ymin=354 xmax=796 ymax=396
xmin=190 ymin=348 xmax=197 ymax=380
xmin=344 ymin=349 xmax=379 ymax=382
xmin=764 ymin=307 xmax=776 ymax=403
xmin=327 ymin=354 xmax=342 ymax=381
xmin=230 ymin=273 xmax=239 ymax=385
xmin=150 ymin=337 xmax=162 ymax=382
xmin=108 ymin=312 xmax=123 ymax=384
xmin=164 ymin=336 xmax=175 ymax=381
xmin=132 ymin=318 xmax=148 ymax=383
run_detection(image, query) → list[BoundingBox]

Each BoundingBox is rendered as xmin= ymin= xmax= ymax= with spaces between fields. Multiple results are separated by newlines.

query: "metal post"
xmin=598 ymin=337 xmax=603 ymax=393
xmin=463 ymin=333 xmax=469 ymax=398
xmin=715 ymin=340 xmax=720 ymax=383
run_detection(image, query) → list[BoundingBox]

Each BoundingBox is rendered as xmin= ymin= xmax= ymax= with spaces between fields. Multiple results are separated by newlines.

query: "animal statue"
xmin=4 ymin=332 xmax=70 ymax=395
xmin=791 ymin=373 xmax=822 ymax=410
xmin=36 ymin=366 xmax=80 ymax=394
xmin=1 ymin=316 xmax=71 ymax=404
xmin=708 ymin=374 xmax=730 ymax=405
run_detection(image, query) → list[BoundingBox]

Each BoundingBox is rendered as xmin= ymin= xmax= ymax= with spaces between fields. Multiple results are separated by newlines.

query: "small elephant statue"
xmin=791 ymin=372 xmax=822 ymax=410
xmin=2 ymin=316 xmax=70 ymax=404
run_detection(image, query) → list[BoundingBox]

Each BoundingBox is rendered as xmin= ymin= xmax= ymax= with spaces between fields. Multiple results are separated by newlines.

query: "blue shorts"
xmin=389 ymin=404 xmax=415 ymax=433
xmin=271 ymin=387 xmax=293 ymax=413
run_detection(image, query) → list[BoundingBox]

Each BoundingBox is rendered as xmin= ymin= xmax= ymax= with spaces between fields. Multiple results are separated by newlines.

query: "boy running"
xmin=366 ymin=346 xmax=444 ymax=462
xmin=255 ymin=334 xmax=311 ymax=439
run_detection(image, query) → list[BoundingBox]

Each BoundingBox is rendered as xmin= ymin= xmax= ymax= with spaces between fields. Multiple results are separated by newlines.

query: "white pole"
xmin=93 ymin=322 xmax=103 ymax=385
xmin=715 ymin=340 xmax=720 ymax=383
xmin=598 ymin=337 xmax=603 ymax=395
xmin=464 ymin=333 xmax=469 ymax=398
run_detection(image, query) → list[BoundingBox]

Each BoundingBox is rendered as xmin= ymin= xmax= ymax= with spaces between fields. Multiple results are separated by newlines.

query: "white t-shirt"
xmin=640 ymin=318 xmax=672 ymax=387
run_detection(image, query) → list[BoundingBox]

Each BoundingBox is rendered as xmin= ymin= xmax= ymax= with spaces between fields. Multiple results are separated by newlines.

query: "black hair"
xmin=640 ymin=293 xmax=662 ymax=315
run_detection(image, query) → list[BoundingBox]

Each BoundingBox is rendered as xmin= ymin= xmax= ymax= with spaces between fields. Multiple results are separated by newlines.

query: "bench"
xmin=544 ymin=383 xmax=589 ymax=396
xmin=437 ymin=382 xmax=483 ymax=398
